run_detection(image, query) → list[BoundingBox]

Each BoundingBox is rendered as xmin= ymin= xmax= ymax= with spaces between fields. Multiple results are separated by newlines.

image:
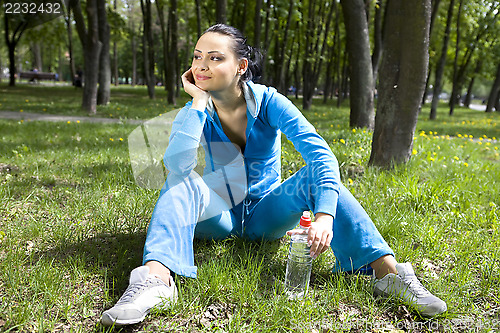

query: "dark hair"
xmin=203 ymin=24 xmax=263 ymax=82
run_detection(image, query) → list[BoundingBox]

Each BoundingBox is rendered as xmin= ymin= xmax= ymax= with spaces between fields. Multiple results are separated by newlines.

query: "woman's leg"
xmin=143 ymin=171 xmax=239 ymax=279
xmin=244 ymin=165 xmax=394 ymax=274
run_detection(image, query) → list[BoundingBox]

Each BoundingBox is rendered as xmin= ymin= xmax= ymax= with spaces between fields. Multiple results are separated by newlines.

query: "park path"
xmin=0 ymin=110 xmax=143 ymax=125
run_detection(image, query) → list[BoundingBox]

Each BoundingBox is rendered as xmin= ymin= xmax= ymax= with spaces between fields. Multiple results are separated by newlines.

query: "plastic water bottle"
xmin=284 ymin=211 xmax=312 ymax=299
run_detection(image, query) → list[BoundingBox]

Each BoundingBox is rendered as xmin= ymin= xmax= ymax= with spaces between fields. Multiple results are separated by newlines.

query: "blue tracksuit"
xmin=142 ymin=81 xmax=393 ymax=278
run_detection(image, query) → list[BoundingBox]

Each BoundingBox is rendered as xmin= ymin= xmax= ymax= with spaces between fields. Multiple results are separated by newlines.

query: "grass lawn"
xmin=0 ymin=83 xmax=499 ymax=332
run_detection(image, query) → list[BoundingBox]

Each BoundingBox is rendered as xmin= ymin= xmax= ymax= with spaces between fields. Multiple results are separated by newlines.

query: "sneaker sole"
xmin=101 ymin=312 xmax=148 ymax=327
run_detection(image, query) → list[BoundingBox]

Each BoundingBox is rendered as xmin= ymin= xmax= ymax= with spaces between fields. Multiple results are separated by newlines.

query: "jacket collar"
xmin=206 ymin=81 xmax=261 ymax=119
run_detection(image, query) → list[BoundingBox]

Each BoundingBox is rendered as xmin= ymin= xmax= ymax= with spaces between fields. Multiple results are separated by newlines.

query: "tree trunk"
xmin=486 ymin=63 xmax=500 ymax=113
xmin=449 ymin=0 xmax=463 ymax=116
xmin=276 ymin=0 xmax=294 ymax=93
xmin=113 ymin=0 xmax=118 ymax=86
xmin=341 ymin=0 xmax=375 ymax=128
xmin=140 ymin=0 xmax=155 ymax=99
xmin=371 ymin=0 xmax=383 ymax=83
xmin=65 ymin=5 xmax=76 ymax=84
xmin=32 ymin=42 xmax=42 ymax=71
xmin=369 ymin=0 xmax=431 ymax=168
xmin=97 ymin=0 xmax=111 ymax=105
xmin=72 ymin=0 xmax=102 ymax=114
xmin=4 ymin=13 xmax=28 ymax=86
xmin=430 ymin=0 xmax=454 ymax=120
xmin=194 ymin=0 xmax=202 ymax=38
xmin=166 ymin=0 xmax=178 ymax=105
xmin=216 ymin=0 xmax=227 ymax=24
xmin=464 ymin=60 xmax=482 ymax=108
xmin=253 ymin=0 xmax=263 ymax=48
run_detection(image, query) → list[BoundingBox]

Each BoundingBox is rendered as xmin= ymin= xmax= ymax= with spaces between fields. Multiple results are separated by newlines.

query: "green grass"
xmin=0 ymin=84 xmax=499 ymax=332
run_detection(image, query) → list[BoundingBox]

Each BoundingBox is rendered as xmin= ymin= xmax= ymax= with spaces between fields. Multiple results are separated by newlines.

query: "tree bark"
xmin=113 ymin=0 xmax=118 ymax=86
xmin=194 ymin=0 xmax=202 ymax=38
xmin=253 ymin=0 xmax=263 ymax=48
xmin=430 ymin=0 xmax=454 ymax=120
xmin=216 ymin=0 xmax=227 ymax=24
xmin=166 ymin=0 xmax=178 ymax=105
xmin=97 ymin=0 xmax=111 ymax=105
xmin=486 ymin=63 xmax=500 ymax=113
xmin=369 ymin=0 xmax=431 ymax=168
xmin=371 ymin=0 xmax=383 ymax=83
xmin=72 ymin=0 xmax=102 ymax=114
xmin=65 ymin=5 xmax=76 ymax=84
xmin=449 ymin=0 xmax=463 ymax=116
xmin=464 ymin=60 xmax=482 ymax=108
xmin=4 ymin=13 xmax=29 ymax=86
xmin=276 ymin=0 xmax=294 ymax=93
xmin=140 ymin=0 xmax=155 ymax=99
xmin=341 ymin=0 xmax=375 ymax=128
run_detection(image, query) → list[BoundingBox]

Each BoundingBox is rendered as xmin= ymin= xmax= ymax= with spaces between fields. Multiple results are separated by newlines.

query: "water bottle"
xmin=284 ymin=211 xmax=313 ymax=299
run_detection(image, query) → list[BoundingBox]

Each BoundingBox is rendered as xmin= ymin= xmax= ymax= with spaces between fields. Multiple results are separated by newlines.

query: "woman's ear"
xmin=239 ymin=58 xmax=249 ymax=75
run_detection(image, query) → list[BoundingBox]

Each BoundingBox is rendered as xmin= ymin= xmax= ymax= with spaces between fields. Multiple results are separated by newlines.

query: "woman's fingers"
xmin=308 ymin=228 xmax=332 ymax=259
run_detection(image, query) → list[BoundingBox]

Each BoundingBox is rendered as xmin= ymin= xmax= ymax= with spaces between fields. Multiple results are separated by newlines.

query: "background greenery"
xmin=0 ymin=84 xmax=499 ymax=332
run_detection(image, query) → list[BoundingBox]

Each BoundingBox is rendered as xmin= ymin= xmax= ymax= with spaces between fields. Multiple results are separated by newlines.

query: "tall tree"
xmin=97 ymin=0 xmax=111 ymax=105
xmin=71 ymin=0 xmax=102 ymax=114
xmin=166 ymin=0 xmax=178 ymax=104
xmin=430 ymin=0 xmax=455 ymax=120
xmin=140 ymin=0 xmax=155 ymax=99
xmin=448 ymin=0 xmax=463 ymax=116
xmin=302 ymin=0 xmax=335 ymax=110
xmin=216 ymin=0 xmax=227 ymax=24
xmin=369 ymin=0 xmax=431 ymax=168
xmin=341 ymin=0 xmax=374 ymax=128
xmin=486 ymin=63 xmax=500 ymax=112
xmin=4 ymin=10 xmax=29 ymax=86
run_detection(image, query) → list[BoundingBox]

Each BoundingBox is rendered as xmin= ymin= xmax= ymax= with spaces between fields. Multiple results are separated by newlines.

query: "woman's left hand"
xmin=286 ymin=212 xmax=333 ymax=259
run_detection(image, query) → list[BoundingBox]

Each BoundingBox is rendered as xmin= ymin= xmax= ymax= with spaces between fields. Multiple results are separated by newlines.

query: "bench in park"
xmin=19 ymin=72 xmax=57 ymax=82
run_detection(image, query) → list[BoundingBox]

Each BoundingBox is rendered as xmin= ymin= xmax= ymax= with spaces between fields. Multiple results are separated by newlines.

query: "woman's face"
xmin=191 ymin=32 xmax=246 ymax=92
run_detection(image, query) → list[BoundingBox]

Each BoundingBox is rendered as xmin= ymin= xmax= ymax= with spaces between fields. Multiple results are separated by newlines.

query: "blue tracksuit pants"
xmin=142 ymin=165 xmax=394 ymax=278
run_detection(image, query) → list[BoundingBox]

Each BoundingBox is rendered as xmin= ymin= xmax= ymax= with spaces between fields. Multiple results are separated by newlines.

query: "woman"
xmin=101 ymin=24 xmax=447 ymax=326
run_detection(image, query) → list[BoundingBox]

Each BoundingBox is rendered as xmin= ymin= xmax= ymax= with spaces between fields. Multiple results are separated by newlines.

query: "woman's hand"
xmin=181 ymin=68 xmax=210 ymax=110
xmin=286 ymin=212 xmax=333 ymax=259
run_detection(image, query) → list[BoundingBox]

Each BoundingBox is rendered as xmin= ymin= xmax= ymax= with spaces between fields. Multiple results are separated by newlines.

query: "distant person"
xmin=101 ymin=24 xmax=447 ymax=327
xmin=74 ymin=68 xmax=83 ymax=88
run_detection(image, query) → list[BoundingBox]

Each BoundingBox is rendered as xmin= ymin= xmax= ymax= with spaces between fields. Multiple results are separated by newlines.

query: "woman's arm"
xmin=163 ymin=69 xmax=210 ymax=176
xmin=266 ymin=89 xmax=341 ymax=217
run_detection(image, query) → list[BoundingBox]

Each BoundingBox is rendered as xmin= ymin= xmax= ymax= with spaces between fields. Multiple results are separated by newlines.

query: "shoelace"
xmin=116 ymin=279 xmax=154 ymax=305
xmin=401 ymin=275 xmax=430 ymax=297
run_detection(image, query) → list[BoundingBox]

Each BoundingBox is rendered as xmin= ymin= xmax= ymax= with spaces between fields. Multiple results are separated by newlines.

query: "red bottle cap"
xmin=299 ymin=211 xmax=312 ymax=227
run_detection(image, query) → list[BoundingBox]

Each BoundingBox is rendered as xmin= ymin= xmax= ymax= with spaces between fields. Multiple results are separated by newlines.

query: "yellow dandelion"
xmin=454 ymin=156 xmax=459 ymax=160
xmin=348 ymin=178 xmax=353 ymax=185
xmin=25 ymin=99 xmax=29 ymax=102
xmin=109 ymin=138 xmax=114 ymax=141
xmin=412 ymin=149 xmax=417 ymax=155
xmin=20 ymin=109 xmax=23 ymax=112
xmin=463 ymin=162 xmax=468 ymax=167
xmin=43 ymin=108 xmax=47 ymax=111
xmin=429 ymin=157 xmax=435 ymax=161
xmin=67 ymin=121 xmax=71 ymax=124
xmin=77 ymin=120 xmax=80 ymax=123
xmin=352 ymin=128 xmax=356 ymax=133
xmin=119 ymin=138 xmax=124 ymax=141
xmin=340 ymin=139 xmax=346 ymax=144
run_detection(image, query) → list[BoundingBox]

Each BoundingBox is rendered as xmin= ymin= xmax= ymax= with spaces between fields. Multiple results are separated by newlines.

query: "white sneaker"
xmin=101 ymin=266 xmax=178 ymax=326
xmin=373 ymin=262 xmax=447 ymax=317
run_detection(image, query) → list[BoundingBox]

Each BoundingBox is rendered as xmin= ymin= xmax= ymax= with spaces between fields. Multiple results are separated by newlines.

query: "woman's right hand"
xmin=181 ymin=68 xmax=210 ymax=110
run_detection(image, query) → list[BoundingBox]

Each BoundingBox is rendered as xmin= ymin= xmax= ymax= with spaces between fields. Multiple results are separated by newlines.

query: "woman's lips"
xmin=195 ymin=74 xmax=211 ymax=81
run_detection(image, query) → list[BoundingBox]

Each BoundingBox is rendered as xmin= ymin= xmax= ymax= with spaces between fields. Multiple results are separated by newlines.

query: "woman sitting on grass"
xmin=101 ymin=24 xmax=447 ymax=326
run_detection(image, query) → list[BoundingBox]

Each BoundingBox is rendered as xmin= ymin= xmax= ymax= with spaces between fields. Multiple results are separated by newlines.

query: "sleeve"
xmin=163 ymin=101 xmax=208 ymax=176
xmin=266 ymin=89 xmax=341 ymax=217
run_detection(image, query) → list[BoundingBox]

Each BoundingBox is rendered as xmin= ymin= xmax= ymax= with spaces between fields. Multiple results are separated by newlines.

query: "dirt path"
xmin=0 ymin=110 xmax=142 ymax=125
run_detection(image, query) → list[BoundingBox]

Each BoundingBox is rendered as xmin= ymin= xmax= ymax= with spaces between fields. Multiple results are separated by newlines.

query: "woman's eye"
xmin=193 ymin=55 xmax=201 ymax=60
xmin=211 ymin=56 xmax=222 ymax=61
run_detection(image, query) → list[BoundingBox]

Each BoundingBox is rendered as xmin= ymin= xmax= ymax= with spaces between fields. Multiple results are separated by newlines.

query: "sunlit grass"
xmin=0 ymin=86 xmax=499 ymax=332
